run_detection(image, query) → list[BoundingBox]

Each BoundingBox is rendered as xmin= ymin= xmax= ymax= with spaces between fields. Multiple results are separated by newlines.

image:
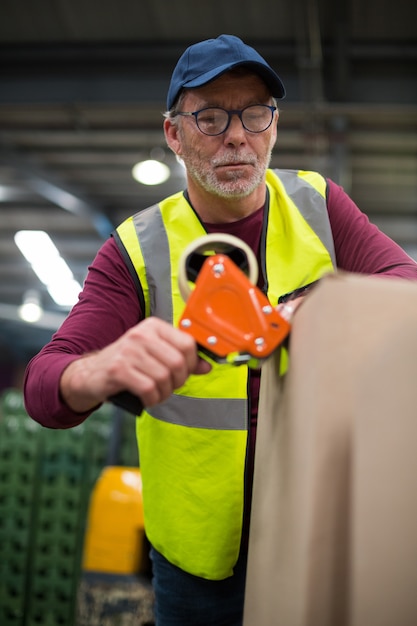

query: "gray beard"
xmin=184 ymin=149 xmax=273 ymax=199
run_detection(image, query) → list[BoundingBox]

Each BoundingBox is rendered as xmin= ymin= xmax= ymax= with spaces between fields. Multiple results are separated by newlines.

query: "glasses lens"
xmin=242 ymin=105 xmax=274 ymax=132
xmin=193 ymin=105 xmax=275 ymax=135
xmin=196 ymin=108 xmax=229 ymax=135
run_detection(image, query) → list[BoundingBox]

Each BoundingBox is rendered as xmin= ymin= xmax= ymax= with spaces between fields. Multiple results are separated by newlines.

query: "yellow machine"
xmin=82 ymin=466 xmax=146 ymax=575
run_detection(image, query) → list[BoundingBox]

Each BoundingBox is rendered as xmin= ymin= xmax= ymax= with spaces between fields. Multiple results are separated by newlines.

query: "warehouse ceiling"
xmin=0 ymin=0 xmax=416 ymax=362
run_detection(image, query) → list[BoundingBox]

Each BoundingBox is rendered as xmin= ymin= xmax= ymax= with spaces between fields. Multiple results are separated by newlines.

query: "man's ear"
xmin=164 ymin=118 xmax=181 ymax=156
xmin=270 ymin=110 xmax=279 ymax=147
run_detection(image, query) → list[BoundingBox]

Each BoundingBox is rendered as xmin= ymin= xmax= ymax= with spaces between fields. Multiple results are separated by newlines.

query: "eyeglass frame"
xmin=174 ymin=104 xmax=277 ymax=136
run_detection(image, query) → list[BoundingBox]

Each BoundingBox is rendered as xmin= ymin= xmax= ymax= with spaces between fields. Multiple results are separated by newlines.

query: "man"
xmin=24 ymin=35 xmax=417 ymax=625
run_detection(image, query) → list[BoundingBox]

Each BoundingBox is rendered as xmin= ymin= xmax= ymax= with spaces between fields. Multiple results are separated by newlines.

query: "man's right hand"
xmin=59 ymin=316 xmax=211 ymax=414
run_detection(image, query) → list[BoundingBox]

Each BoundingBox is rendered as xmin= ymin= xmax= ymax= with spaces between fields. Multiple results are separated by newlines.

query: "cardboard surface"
xmin=244 ymin=272 xmax=417 ymax=626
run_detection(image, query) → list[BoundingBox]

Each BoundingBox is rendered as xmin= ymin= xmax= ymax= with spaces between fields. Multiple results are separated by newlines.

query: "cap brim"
xmin=183 ymin=60 xmax=286 ymax=99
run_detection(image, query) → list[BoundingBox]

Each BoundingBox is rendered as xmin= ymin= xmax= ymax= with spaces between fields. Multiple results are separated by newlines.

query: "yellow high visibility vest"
xmin=115 ymin=169 xmax=335 ymax=580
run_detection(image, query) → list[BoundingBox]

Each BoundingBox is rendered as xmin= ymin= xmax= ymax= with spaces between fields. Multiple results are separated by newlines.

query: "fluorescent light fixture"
xmin=14 ymin=230 xmax=82 ymax=308
xmin=132 ymin=159 xmax=170 ymax=185
xmin=48 ymin=278 xmax=83 ymax=306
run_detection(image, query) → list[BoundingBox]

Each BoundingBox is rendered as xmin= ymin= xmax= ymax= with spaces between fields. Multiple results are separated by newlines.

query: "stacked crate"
xmin=0 ymin=390 xmax=138 ymax=626
xmin=24 ymin=423 xmax=92 ymax=626
xmin=118 ymin=409 xmax=139 ymax=468
xmin=0 ymin=390 xmax=42 ymax=626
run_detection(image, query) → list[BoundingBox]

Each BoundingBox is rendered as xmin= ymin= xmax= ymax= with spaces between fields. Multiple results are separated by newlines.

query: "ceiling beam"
xmin=0 ymin=145 xmax=114 ymax=238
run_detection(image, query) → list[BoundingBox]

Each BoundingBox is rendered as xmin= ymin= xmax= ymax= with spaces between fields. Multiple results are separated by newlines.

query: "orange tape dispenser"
xmin=178 ymin=233 xmax=291 ymax=369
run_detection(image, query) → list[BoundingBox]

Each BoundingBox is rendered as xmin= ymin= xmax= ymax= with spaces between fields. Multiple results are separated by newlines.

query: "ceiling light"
xmin=14 ymin=230 xmax=82 ymax=308
xmin=132 ymin=159 xmax=170 ymax=186
xmin=19 ymin=290 xmax=43 ymax=323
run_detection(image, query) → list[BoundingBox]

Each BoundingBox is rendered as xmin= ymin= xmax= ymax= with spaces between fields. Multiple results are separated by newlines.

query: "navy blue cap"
xmin=167 ymin=34 xmax=286 ymax=110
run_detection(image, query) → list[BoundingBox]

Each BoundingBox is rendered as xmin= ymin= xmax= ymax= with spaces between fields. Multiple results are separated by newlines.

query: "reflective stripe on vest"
xmin=115 ymin=168 xmax=335 ymax=580
xmin=275 ymin=169 xmax=336 ymax=267
xmin=147 ymin=394 xmax=247 ymax=430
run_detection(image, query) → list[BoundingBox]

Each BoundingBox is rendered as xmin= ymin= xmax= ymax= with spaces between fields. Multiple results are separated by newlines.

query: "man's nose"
xmin=223 ymin=113 xmax=246 ymax=142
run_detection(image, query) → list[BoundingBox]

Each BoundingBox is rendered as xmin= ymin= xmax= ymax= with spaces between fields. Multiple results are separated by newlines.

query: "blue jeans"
xmin=150 ymin=546 xmax=247 ymax=626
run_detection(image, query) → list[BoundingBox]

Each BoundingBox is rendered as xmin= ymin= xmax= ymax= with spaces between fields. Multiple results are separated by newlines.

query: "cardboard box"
xmin=244 ymin=272 xmax=417 ymax=626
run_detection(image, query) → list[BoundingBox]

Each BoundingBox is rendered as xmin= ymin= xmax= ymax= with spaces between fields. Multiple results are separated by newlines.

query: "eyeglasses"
xmin=176 ymin=104 xmax=277 ymax=136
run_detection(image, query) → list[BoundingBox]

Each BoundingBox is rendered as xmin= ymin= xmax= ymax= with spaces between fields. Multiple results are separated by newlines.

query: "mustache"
xmin=212 ymin=153 xmax=257 ymax=167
